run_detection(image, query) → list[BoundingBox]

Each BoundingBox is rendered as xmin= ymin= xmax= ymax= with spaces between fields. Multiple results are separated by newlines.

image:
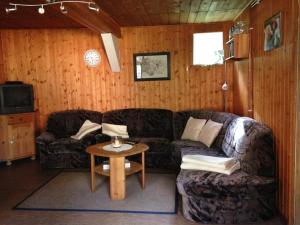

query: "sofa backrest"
xmin=173 ymin=110 xmax=237 ymax=149
xmin=102 ymin=108 xmax=174 ymax=140
xmin=222 ymin=117 xmax=275 ymax=177
xmin=210 ymin=111 xmax=238 ymax=149
xmin=47 ymin=110 xmax=102 ymax=138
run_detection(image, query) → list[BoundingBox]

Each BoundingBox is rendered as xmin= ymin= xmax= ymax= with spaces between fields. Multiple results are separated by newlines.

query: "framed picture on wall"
xmin=264 ymin=12 xmax=282 ymax=51
xmin=133 ymin=52 xmax=170 ymax=81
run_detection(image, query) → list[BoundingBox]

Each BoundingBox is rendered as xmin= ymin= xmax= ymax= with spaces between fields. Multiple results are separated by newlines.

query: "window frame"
xmin=192 ymin=31 xmax=225 ymax=67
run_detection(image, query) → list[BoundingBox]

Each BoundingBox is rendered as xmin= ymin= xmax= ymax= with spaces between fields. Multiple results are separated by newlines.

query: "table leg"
xmin=141 ymin=152 xmax=145 ymax=189
xmin=90 ymin=154 xmax=95 ymax=192
xmin=110 ymin=157 xmax=125 ymax=200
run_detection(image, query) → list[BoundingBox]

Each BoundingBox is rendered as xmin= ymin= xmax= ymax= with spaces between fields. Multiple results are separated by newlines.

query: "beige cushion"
xmin=197 ymin=119 xmax=223 ymax=147
xmin=102 ymin=123 xmax=129 ymax=138
xmin=71 ymin=120 xmax=102 ymax=140
xmin=181 ymin=117 xmax=206 ymax=141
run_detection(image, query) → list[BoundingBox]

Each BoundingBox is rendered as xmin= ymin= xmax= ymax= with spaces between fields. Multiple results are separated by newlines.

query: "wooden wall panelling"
xmin=237 ymin=0 xmax=298 ymax=224
xmin=232 ymin=8 xmax=251 ymax=117
xmin=233 ymin=61 xmax=249 ymax=115
xmin=294 ymin=0 xmax=300 ymax=223
xmin=0 ymin=32 xmax=4 ymax=83
xmin=0 ymin=22 xmax=232 ymax=130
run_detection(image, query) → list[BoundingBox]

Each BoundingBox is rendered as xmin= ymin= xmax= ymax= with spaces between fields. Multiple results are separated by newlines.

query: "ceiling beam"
xmin=63 ymin=3 xmax=121 ymax=38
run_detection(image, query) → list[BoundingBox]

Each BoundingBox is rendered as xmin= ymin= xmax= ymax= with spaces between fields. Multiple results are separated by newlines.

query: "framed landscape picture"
xmin=264 ymin=12 xmax=282 ymax=51
xmin=133 ymin=52 xmax=170 ymax=81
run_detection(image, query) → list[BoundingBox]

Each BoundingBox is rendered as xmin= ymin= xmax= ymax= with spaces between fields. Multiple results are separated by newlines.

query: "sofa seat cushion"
xmin=127 ymin=137 xmax=174 ymax=169
xmin=47 ymin=133 xmax=99 ymax=154
xmin=177 ymin=169 xmax=276 ymax=199
xmin=40 ymin=136 xmax=94 ymax=169
xmin=129 ymin=137 xmax=170 ymax=151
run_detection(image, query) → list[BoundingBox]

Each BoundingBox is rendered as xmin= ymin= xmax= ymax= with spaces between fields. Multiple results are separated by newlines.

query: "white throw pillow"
xmin=181 ymin=117 xmax=206 ymax=141
xmin=197 ymin=119 xmax=223 ymax=147
xmin=71 ymin=120 xmax=102 ymax=140
xmin=102 ymin=123 xmax=129 ymax=138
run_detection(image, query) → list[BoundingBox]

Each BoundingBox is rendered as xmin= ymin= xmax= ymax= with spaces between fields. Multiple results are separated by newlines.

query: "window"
xmin=193 ymin=32 xmax=224 ymax=66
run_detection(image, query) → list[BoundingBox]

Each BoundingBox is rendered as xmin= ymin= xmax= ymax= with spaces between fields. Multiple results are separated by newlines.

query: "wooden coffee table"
xmin=86 ymin=142 xmax=149 ymax=200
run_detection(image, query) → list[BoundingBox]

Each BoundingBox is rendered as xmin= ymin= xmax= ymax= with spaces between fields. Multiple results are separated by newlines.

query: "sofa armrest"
xmin=177 ymin=169 xmax=276 ymax=198
xmin=36 ymin=132 xmax=56 ymax=145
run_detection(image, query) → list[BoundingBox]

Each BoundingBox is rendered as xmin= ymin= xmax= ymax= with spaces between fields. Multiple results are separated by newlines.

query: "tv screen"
xmin=3 ymin=86 xmax=32 ymax=107
xmin=0 ymin=83 xmax=34 ymax=114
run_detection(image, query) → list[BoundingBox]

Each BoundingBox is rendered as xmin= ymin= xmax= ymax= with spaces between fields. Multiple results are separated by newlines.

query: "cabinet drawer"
xmin=7 ymin=114 xmax=33 ymax=125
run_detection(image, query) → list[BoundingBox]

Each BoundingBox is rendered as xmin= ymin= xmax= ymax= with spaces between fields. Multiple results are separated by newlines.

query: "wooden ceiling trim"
xmin=63 ymin=3 xmax=121 ymax=38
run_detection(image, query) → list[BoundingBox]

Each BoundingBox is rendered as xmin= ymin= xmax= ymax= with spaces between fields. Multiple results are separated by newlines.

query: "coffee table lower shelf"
xmin=95 ymin=161 xmax=142 ymax=176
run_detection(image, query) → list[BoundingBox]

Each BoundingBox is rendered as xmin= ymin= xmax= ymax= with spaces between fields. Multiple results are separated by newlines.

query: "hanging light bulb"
xmin=5 ymin=4 xmax=17 ymax=13
xmin=88 ymin=3 xmax=100 ymax=12
xmin=60 ymin=2 xmax=68 ymax=14
xmin=38 ymin=5 xmax=45 ymax=14
xmin=222 ymin=81 xmax=229 ymax=91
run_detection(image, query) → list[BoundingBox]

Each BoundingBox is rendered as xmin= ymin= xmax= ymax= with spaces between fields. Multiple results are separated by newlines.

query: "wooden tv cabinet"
xmin=0 ymin=112 xmax=35 ymax=166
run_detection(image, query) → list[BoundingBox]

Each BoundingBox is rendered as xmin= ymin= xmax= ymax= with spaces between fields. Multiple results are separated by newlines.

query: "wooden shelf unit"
xmin=0 ymin=112 xmax=36 ymax=166
xmin=226 ymin=33 xmax=249 ymax=60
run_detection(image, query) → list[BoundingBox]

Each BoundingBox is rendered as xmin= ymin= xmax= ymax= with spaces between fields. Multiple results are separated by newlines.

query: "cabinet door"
xmin=7 ymin=122 xmax=35 ymax=159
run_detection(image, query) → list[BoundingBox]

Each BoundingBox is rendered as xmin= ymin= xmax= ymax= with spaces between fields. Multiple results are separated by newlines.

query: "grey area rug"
xmin=15 ymin=172 xmax=177 ymax=215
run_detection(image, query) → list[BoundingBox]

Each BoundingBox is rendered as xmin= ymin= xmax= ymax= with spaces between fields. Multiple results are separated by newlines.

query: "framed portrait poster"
xmin=264 ymin=12 xmax=282 ymax=51
xmin=133 ymin=52 xmax=170 ymax=81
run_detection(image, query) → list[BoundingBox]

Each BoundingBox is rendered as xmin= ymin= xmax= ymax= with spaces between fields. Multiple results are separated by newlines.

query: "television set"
xmin=0 ymin=82 xmax=34 ymax=114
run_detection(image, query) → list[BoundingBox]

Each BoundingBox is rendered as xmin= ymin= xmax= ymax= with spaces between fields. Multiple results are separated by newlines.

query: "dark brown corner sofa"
xmin=36 ymin=108 xmax=276 ymax=224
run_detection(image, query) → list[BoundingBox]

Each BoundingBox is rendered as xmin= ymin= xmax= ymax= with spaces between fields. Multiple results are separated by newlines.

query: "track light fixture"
xmin=38 ymin=5 xmax=45 ymax=14
xmin=60 ymin=2 xmax=68 ymax=14
xmin=5 ymin=4 xmax=17 ymax=13
xmin=5 ymin=1 xmax=100 ymax=14
xmin=88 ymin=2 xmax=100 ymax=12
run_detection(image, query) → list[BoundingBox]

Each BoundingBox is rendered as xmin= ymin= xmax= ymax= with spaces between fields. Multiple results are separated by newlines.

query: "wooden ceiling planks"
xmin=0 ymin=0 xmax=252 ymax=28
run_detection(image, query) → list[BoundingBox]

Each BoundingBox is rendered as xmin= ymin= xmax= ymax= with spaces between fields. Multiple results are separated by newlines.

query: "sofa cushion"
xmin=173 ymin=110 xmax=212 ymax=140
xmin=197 ymin=119 xmax=223 ymax=147
xmin=222 ymin=117 xmax=275 ymax=176
xmin=48 ymin=133 xmax=98 ymax=154
xmin=47 ymin=110 xmax=102 ymax=138
xmin=138 ymin=109 xmax=173 ymax=140
xmin=181 ymin=117 xmax=206 ymax=141
xmin=103 ymin=108 xmax=173 ymax=140
xmin=209 ymin=112 xmax=238 ymax=149
xmin=128 ymin=137 xmax=173 ymax=168
xmin=102 ymin=109 xmax=142 ymax=137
